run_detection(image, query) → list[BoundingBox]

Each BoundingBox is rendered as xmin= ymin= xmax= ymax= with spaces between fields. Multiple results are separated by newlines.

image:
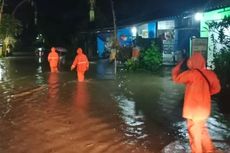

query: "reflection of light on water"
xmin=173 ymin=116 xmax=230 ymax=141
xmin=38 ymin=57 xmax=42 ymax=63
xmin=37 ymin=65 xmax=43 ymax=73
xmin=208 ymin=101 xmax=230 ymax=141
xmin=113 ymin=94 xmax=147 ymax=140
xmin=0 ymin=61 xmax=6 ymax=81
xmin=0 ymin=66 xmax=3 ymax=80
xmin=1 ymin=95 xmax=12 ymax=118
xmin=207 ymin=117 xmax=230 ymax=140
xmin=35 ymin=66 xmax=44 ymax=84
xmin=0 ymin=82 xmax=13 ymax=118
xmin=0 ymin=83 xmax=13 ymax=118
xmin=173 ymin=121 xmax=187 ymax=139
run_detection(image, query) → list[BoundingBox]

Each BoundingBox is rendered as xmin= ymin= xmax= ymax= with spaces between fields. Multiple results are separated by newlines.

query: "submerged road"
xmin=0 ymin=56 xmax=229 ymax=153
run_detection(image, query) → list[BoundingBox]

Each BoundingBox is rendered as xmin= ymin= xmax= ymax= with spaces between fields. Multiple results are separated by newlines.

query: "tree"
xmin=0 ymin=14 xmax=22 ymax=56
xmin=206 ymin=15 xmax=230 ymax=100
xmin=139 ymin=42 xmax=163 ymax=72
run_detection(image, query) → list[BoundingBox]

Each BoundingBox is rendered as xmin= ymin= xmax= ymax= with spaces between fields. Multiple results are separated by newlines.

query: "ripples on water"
xmin=0 ymin=58 xmax=229 ymax=153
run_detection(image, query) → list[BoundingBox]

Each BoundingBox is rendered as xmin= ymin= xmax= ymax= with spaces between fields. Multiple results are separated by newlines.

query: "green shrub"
xmin=124 ymin=58 xmax=139 ymax=71
xmin=139 ymin=42 xmax=162 ymax=72
xmin=213 ymin=48 xmax=230 ymax=90
xmin=124 ymin=42 xmax=162 ymax=72
xmin=207 ymin=16 xmax=230 ymax=91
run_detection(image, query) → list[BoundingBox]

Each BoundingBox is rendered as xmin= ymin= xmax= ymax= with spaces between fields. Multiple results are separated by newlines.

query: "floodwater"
xmin=0 ymin=57 xmax=229 ymax=153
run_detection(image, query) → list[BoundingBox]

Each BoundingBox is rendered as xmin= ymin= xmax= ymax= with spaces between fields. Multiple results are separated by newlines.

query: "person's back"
xmin=75 ymin=53 xmax=89 ymax=72
xmin=172 ymin=51 xmax=221 ymax=153
xmin=48 ymin=47 xmax=59 ymax=72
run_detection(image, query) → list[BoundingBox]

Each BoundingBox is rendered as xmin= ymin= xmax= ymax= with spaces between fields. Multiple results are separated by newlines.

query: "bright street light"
xmin=194 ymin=12 xmax=203 ymax=21
xmin=131 ymin=26 xmax=137 ymax=37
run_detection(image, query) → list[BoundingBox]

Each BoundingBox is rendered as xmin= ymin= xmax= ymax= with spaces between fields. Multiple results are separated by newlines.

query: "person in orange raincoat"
xmin=48 ymin=47 xmax=59 ymax=72
xmin=71 ymin=48 xmax=89 ymax=82
xmin=172 ymin=52 xmax=221 ymax=153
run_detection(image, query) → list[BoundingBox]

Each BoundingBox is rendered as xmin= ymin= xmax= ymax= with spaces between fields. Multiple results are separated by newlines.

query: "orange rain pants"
xmin=49 ymin=63 xmax=58 ymax=73
xmin=77 ymin=71 xmax=85 ymax=82
xmin=187 ymin=119 xmax=215 ymax=153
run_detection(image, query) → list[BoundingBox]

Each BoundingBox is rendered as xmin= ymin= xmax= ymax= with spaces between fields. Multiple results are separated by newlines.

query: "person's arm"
xmin=48 ymin=53 xmax=51 ymax=62
xmin=172 ymin=60 xmax=191 ymax=84
xmin=172 ymin=60 xmax=183 ymax=82
xmin=71 ymin=56 xmax=78 ymax=70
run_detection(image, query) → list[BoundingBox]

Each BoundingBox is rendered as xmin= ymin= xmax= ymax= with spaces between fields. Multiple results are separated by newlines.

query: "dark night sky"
xmin=5 ymin=0 xmax=229 ymax=46
xmin=37 ymin=0 xmax=206 ymax=25
xmin=36 ymin=0 xmax=226 ymax=25
xmin=10 ymin=0 xmax=225 ymax=28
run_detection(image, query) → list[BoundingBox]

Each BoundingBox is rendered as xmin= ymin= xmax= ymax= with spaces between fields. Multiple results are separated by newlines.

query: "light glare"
xmin=195 ymin=12 xmax=203 ymax=21
xmin=131 ymin=26 xmax=137 ymax=37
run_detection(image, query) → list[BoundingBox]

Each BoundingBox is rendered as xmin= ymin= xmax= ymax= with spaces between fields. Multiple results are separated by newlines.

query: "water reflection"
xmin=115 ymin=71 xmax=230 ymax=151
xmin=48 ymin=73 xmax=60 ymax=102
xmin=0 ymin=57 xmax=229 ymax=152
xmin=208 ymin=102 xmax=230 ymax=141
xmin=96 ymin=59 xmax=115 ymax=80
xmin=0 ymin=60 xmax=8 ymax=82
xmin=114 ymin=94 xmax=146 ymax=140
xmin=0 ymin=59 xmax=13 ymax=118
xmin=73 ymin=82 xmax=90 ymax=113
xmin=35 ymin=65 xmax=45 ymax=85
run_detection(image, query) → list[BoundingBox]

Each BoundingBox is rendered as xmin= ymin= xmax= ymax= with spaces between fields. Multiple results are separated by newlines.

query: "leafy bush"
xmin=124 ymin=58 xmax=139 ymax=71
xmin=124 ymin=42 xmax=162 ymax=72
xmin=139 ymin=42 xmax=163 ymax=72
xmin=213 ymin=48 xmax=230 ymax=88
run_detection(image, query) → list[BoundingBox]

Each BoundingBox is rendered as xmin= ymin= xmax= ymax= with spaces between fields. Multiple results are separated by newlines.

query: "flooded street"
xmin=0 ymin=57 xmax=230 ymax=153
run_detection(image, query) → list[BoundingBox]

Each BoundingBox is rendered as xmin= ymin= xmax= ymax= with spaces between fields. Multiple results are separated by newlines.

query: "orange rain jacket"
xmin=48 ymin=47 xmax=59 ymax=68
xmin=172 ymin=52 xmax=221 ymax=121
xmin=71 ymin=48 xmax=89 ymax=72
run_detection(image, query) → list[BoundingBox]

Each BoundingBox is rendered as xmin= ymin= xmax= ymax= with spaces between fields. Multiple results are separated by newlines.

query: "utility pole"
xmin=110 ymin=0 xmax=117 ymax=42
xmin=12 ymin=0 xmax=38 ymax=27
xmin=12 ymin=0 xmax=29 ymax=17
xmin=31 ymin=0 xmax=37 ymax=25
xmin=0 ymin=0 xmax=4 ymax=23
xmin=110 ymin=0 xmax=118 ymax=75
xmin=89 ymin=0 xmax=95 ymax=22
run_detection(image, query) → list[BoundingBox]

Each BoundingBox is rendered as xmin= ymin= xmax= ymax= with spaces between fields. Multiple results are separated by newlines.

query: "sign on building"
xmin=190 ymin=37 xmax=208 ymax=60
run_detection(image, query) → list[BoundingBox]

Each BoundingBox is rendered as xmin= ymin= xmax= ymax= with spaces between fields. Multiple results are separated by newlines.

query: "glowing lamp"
xmin=131 ymin=27 xmax=137 ymax=37
xmin=194 ymin=12 xmax=203 ymax=21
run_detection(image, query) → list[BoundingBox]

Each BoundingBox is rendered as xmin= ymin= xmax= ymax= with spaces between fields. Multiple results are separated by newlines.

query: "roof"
xmin=117 ymin=0 xmax=230 ymax=26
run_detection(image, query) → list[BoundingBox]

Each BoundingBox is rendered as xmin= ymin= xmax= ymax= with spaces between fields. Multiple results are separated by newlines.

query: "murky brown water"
xmin=0 ymin=57 xmax=229 ymax=153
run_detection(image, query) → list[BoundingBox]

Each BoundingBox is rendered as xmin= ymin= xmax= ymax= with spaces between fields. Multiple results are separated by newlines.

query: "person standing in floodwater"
xmin=71 ymin=48 xmax=89 ymax=82
xmin=172 ymin=52 xmax=221 ymax=153
xmin=48 ymin=47 xmax=59 ymax=73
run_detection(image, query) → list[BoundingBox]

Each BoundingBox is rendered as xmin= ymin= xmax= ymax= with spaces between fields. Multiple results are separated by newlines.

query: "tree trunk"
xmin=0 ymin=0 xmax=4 ymax=23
